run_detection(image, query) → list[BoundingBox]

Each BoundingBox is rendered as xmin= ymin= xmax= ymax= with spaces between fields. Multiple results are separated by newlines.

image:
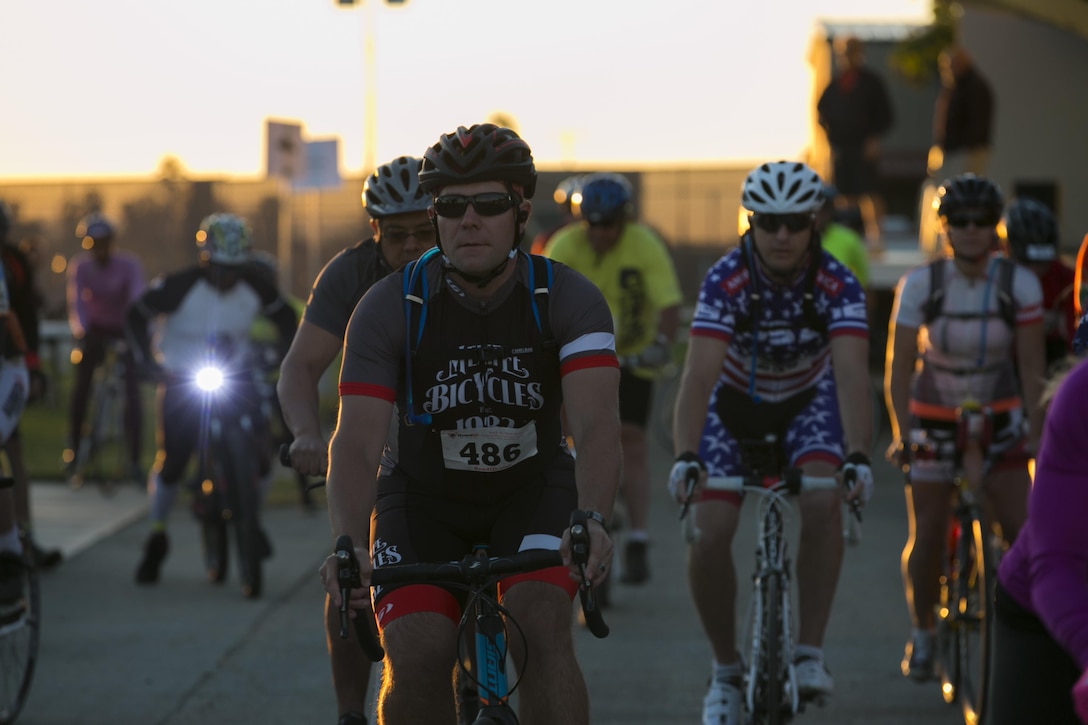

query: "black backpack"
xmin=922 ymin=257 xmax=1017 ymax=328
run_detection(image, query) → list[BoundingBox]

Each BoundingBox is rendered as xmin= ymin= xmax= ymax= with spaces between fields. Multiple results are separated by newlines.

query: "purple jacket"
xmin=998 ymin=358 xmax=1088 ymax=668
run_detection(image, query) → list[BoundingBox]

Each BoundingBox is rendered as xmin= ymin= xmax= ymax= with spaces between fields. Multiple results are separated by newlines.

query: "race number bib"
xmin=439 ymin=423 xmax=538 ymax=473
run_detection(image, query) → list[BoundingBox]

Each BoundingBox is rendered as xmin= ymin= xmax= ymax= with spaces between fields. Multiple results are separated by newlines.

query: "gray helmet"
xmin=363 ymin=156 xmax=430 ymax=218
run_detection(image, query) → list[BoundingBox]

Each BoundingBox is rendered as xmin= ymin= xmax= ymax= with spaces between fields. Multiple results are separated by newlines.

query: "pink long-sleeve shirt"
xmin=998 ymin=358 xmax=1088 ymax=669
xmin=66 ymin=251 xmax=145 ymax=338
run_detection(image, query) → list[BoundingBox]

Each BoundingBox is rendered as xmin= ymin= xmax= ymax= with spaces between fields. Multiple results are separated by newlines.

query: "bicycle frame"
xmin=187 ymin=350 xmax=269 ymax=599
xmin=932 ymin=403 xmax=997 ymax=725
xmin=685 ymin=462 xmax=841 ymax=725
xmin=70 ymin=340 xmax=130 ymax=492
xmin=334 ymin=512 xmax=608 ymax=724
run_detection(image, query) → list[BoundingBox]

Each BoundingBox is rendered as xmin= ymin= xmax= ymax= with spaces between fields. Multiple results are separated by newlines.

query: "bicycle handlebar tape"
xmin=334 ymin=535 xmax=386 ymax=662
xmin=569 ymin=510 xmax=610 ymax=639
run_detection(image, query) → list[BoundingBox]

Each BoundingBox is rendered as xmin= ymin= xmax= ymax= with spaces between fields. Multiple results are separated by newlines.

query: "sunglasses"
xmin=433 ymin=192 xmax=516 ymax=218
xmin=751 ymin=213 xmax=813 ymax=233
xmin=945 ymin=211 xmax=1000 ymax=229
xmin=381 ymin=227 xmax=436 ymax=246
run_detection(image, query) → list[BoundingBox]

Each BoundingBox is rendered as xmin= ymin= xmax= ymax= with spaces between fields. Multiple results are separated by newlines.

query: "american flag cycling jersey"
xmin=690 ymin=245 xmax=868 ymax=403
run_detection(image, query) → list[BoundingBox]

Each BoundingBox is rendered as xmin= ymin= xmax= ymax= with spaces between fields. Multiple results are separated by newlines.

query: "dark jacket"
xmin=936 ymin=65 xmax=995 ymax=154
xmin=817 ymin=67 xmax=894 ymax=148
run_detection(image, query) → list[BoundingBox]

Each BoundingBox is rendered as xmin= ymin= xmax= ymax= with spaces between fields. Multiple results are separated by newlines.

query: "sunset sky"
xmin=2 ymin=0 xmax=930 ymax=180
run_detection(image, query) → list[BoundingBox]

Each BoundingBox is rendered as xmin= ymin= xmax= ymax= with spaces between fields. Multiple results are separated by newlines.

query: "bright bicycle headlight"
xmin=195 ymin=366 xmax=225 ymax=392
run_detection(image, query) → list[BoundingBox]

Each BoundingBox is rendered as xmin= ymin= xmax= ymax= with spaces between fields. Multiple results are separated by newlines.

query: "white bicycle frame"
xmin=684 ymin=474 xmax=838 ymax=719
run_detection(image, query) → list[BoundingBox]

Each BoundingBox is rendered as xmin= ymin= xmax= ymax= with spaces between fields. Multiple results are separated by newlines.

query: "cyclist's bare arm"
xmin=884 ymin=320 xmax=918 ymax=462
xmin=671 ymin=335 xmax=728 ymax=495
xmin=277 ymin=320 xmax=343 ymax=476
xmin=656 ymin=303 xmax=682 ymax=347
xmin=830 ymin=334 xmax=872 ymax=457
xmin=561 ymin=365 xmax=622 ymax=581
xmin=1015 ymin=319 xmax=1046 ymax=449
xmin=324 ymin=393 xmax=388 ymax=609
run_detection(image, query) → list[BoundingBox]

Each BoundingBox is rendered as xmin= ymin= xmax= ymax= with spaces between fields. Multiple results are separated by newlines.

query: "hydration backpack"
xmin=922 ymin=256 xmax=1017 ymax=328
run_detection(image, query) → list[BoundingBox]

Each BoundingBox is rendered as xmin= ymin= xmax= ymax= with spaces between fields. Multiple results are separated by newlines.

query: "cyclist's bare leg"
xmin=325 ymin=594 xmax=372 ymax=717
xmin=795 ymin=464 xmax=843 ymax=647
xmin=901 ymin=482 xmax=954 ymax=629
xmin=687 ymin=499 xmax=741 ymax=662
xmin=983 ymin=464 xmax=1029 ymax=545
xmin=378 ymin=612 xmax=458 ymax=724
xmin=122 ymin=356 xmax=143 ymax=468
xmin=503 ymin=580 xmax=589 ymax=725
xmin=67 ymin=348 xmax=100 ymax=458
xmin=620 ymin=423 xmax=649 ymax=532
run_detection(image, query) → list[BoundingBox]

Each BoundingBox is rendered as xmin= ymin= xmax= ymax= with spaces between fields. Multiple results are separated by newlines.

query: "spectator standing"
xmin=929 ymin=46 xmax=995 ymax=178
xmin=65 ymin=214 xmax=146 ymax=484
xmin=0 ymin=200 xmax=61 ymax=569
xmin=817 ymin=35 xmax=894 ymax=247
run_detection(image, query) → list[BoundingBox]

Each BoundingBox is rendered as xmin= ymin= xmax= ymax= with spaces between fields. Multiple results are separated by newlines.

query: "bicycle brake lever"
xmin=334 ymin=534 xmax=360 ymax=640
xmin=568 ymin=511 xmax=610 ymax=639
xmin=678 ymin=468 xmax=700 ymax=521
xmin=842 ymin=469 xmax=863 ymax=524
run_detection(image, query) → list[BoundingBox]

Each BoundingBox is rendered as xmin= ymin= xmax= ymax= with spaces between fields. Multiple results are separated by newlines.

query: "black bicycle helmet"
xmin=936 ymin=173 xmax=1004 ymax=218
xmin=419 ymin=124 xmax=537 ymax=199
xmin=1004 ymin=197 xmax=1058 ymax=263
xmin=363 ymin=156 xmax=430 ymax=218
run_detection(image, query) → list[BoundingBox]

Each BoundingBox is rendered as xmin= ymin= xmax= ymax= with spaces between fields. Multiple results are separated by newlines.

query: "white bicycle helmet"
xmin=363 ymin=156 xmax=430 ymax=218
xmin=197 ymin=213 xmax=252 ymax=266
xmin=741 ymin=161 xmax=824 ymax=215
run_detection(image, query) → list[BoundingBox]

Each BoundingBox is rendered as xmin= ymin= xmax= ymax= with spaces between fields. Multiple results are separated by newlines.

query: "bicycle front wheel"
xmin=0 ymin=546 xmax=40 ymax=724
xmin=752 ymin=574 xmax=785 ymax=725
xmin=221 ymin=428 xmax=262 ymax=599
xmin=956 ymin=515 xmax=994 ymax=725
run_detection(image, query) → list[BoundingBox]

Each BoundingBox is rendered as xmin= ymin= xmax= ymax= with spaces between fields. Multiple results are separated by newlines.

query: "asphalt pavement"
xmin=16 ymin=383 xmax=967 ymax=724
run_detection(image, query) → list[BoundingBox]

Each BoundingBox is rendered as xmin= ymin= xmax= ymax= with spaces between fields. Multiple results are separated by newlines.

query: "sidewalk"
xmin=28 ymin=480 xmax=148 ymax=560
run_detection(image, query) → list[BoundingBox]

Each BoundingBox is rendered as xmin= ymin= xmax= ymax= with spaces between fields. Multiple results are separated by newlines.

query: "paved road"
xmin=15 ymin=392 xmax=966 ymax=724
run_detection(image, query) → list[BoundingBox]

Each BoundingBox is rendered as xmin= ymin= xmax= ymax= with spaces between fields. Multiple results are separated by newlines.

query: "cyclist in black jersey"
xmin=126 ymin=214 xmax=296 ymax=587
xmin=322 ymin=124 xmax=619 ymax=724
xmin=278 ymin=156 xmax=432 ymax=725
xmin=0 ymin=200 xmax=62 ymax=569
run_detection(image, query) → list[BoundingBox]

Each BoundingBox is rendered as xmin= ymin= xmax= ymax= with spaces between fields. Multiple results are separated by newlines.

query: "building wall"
xmin=962 ymin=6 xmax=1088 ymax=254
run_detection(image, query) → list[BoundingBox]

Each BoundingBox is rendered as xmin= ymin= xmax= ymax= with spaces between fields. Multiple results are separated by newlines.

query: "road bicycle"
xmin=0 ymin=476 xmax=39 ymax=725
xmin=680 ymin=436 xmax=858 ymax=725
xmin=335 ymin=511 xmax=609 ymax=725
xmin=68 ymin=339 xmax=135 ymax=494
xmin=181 ymin=339 xmax=274 ymax=599
xmin=928 ymin=400 xmax=1000 ymax=725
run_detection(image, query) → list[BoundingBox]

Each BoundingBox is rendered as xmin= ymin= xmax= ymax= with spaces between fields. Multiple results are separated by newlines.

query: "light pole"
xmin=336 ymin=0 xmax=408 ymax=176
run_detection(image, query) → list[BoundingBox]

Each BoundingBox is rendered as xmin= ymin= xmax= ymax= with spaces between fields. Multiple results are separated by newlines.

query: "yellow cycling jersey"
xmin=543 ymin=221 xmax=682 ymax=366
xmin=820 ymin=223 xmax=869 ymax=288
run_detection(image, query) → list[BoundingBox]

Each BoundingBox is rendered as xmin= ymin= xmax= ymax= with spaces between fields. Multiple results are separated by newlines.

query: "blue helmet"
xmin=75 ymin=213 xmax=115 ymax=242
xmin=579 ymin=173 xmax=633 ymax=224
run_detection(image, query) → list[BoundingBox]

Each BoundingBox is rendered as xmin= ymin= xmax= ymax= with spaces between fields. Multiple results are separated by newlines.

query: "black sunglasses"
xmin=752 ymin=213 xmax=813 ymax=234
xmin=433 ymin=192 xmax=516 ymax=218
xmin=945 ymin=211 xmax=1000 ymax=229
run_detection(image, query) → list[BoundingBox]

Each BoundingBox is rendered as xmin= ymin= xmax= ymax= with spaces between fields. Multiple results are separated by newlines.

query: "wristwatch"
xmin=582 ymin=510 xmax=607 ymax=528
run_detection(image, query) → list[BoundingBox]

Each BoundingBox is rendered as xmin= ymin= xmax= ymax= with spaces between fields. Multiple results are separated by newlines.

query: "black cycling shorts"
xmin=370 ymin=453 xmax=579 ymax=630
xmin=619 ymin=368 xmax=654 ymax=428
